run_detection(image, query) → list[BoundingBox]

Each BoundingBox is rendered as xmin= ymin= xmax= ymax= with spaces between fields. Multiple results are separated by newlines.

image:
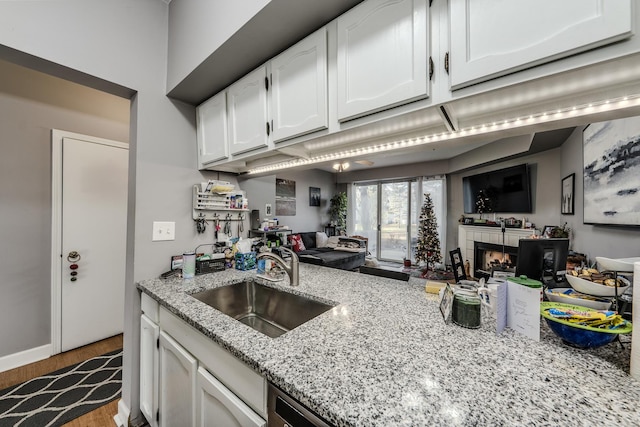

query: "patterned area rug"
xmin=0 ymin=349 xmax=122 ymax=427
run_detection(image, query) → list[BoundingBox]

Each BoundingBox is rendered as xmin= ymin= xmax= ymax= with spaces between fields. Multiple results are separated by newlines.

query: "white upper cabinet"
xmin=271 ymin=28 xmax=328 ymax=143
xmin=448 ymin=0 xmax=633 ymax=90
xmin=196 ymin=91 xmax=228 ymax=168
xmin=336 ymin=0 xmax=429 ymax=122
xmin=227 ymin=66 xmax=269 ymax=155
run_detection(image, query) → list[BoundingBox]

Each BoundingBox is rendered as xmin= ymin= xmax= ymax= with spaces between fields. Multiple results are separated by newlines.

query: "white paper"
xmin=495 ymin=283 xmax=507 ymax=334
xmin=506 ymin=281 xmax=540 ymax=341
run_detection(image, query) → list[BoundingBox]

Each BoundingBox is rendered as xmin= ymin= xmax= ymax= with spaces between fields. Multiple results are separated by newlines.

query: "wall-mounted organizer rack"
xmin=192 ymin=184 xmax=249 ymax=221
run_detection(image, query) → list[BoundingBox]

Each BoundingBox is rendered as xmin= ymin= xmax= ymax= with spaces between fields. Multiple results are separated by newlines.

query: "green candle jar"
xmin=452 ymin=290 xmax=482 ymax=329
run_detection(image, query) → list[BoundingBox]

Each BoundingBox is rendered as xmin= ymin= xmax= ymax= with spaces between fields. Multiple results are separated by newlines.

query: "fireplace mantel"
xmin=458 ymin=225 xmax=536 ymax=276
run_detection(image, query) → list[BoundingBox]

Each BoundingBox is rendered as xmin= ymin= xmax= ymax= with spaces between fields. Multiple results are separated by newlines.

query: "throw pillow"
xmin=325 ymin=236 xmax=340 ymax=249
xmin=316 ymin=231 xmax=329 ymax=248
xmin=288 ymin=234 xmax=306 ymax=252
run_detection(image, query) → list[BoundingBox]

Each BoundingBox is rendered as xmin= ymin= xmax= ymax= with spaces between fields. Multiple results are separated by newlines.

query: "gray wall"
xmin=0 ymin=59 xmax=130 ymax=358
xmin=446 ymin=149 xmax=561 ymax=258
xmin=0 ymin=0 xmax=201 ymax=422
xmin=240 ymin=169 xmax=336 ymax=232
xmin=560 ymin=126 xmax=640 ymax=260
xmin=240 ymin=175 xmax=276 ymax=230
xmin=167 ymin=0 xmax=270 ymax=92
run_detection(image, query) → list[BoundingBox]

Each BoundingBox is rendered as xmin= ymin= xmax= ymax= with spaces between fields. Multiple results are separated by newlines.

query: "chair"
xmin=449 ymin=248 xmax=467 ymax=283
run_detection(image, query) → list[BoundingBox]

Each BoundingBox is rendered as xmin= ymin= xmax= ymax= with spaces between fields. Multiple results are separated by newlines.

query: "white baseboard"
xmin=0 ymin=344 xmax=52 ymax=373
xmin=113 ymin=398 xmax=130 ymax=427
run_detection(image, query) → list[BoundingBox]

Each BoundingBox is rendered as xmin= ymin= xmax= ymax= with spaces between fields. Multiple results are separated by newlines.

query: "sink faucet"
xmin=257 ymin=247 xmax=299 ymax=286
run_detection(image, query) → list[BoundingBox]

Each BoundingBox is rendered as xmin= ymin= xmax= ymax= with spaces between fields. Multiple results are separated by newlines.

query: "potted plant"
xmin=329 ymin=192 xmax=347 ymax=230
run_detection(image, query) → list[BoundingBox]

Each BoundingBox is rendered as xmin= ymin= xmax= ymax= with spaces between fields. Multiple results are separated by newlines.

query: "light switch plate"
xmin=152 ymin=221 xmax=175 ymax=241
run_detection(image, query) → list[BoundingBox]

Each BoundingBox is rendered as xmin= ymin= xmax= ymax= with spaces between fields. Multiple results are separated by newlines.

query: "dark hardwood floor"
xmin=0 ymin=334 xmax=123 ymax=426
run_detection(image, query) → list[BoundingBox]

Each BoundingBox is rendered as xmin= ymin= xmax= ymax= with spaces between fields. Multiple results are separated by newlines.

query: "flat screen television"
xmin=515 ymin=238 xmax=569 ymax=282
xmin=462 ymin=164 xmax=532 ymax=213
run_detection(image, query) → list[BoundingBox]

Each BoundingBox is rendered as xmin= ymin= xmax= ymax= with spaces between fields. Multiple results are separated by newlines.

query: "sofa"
xmin=289 ymin=232 xmax=366 ymax=271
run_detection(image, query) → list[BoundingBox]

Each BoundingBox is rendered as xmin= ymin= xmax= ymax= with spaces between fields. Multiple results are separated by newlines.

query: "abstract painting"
xmin=276 ymin=178 xmax=296 ymax=216
xmin=583 ymin=115 xmax=640 ymax=226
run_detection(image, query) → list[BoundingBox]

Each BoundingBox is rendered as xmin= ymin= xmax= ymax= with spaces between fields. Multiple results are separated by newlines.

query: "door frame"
xmin=353 ymin=179 xmax=416 ymax=263
xmin=50 ymin=129 xmax=128 ymax=355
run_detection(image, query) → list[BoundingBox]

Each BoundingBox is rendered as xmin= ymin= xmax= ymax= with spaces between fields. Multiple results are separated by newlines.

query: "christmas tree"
xmin=415 ymin=193 xmax=442 ymax=268
xmin=475 ymin=189 xmax=493 ymax=218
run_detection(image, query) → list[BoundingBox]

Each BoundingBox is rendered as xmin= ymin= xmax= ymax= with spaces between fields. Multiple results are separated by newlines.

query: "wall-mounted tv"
xmin=462 ymin=164 xmax=533 ymax=214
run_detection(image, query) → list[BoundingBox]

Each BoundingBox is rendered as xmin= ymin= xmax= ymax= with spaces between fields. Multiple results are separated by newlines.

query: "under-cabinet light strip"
xmin=246 ymin=94 xmax=640 ymax=174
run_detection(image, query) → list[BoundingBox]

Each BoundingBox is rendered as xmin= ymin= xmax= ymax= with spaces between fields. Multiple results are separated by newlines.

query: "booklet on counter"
xmin=487 ymin=278 xmax=540 ymax=341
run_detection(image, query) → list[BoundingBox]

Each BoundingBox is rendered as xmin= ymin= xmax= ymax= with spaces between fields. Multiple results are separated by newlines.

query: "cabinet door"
xmin=449 ymin=0 xmax=633 ymax=89
xmin=196 ymin=91 xmax=228 ymax=168
xmin=196 ymin=367 xmax=266 ymax=427
xmin=140 ymin=315 xmax=159 ymax=427
xmin=337 ymin=0 xmax=429 ymax=122
xmin=227 ymin=66 xmax=269 ymax=155
xmin=271 ymin=27 xmax=328 ymax=142
xmin=159 ymin=331 xmax=197 ymax=427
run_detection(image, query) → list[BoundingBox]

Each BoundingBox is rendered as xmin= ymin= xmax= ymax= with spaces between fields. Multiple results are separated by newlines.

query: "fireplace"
xmin=474 ymin=241 xmax=518 ymax=279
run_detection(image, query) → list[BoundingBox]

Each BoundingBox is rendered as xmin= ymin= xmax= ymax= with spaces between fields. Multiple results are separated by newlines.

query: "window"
xmin=352 ymin=176 xmax=445 ymax=263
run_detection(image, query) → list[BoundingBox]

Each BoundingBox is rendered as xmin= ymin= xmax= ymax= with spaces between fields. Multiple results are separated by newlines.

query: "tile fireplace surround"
xmin=458 ymin=225 xmax=536 ymax=276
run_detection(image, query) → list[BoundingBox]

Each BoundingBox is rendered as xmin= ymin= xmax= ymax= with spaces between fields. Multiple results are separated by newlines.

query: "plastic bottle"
xmin=182 ymin=251 xmax=196 ymax=279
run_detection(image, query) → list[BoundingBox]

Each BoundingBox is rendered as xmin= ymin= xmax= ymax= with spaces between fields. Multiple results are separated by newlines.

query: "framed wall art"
xmin=561 ymin=173 xmax=574 ymax=215
xmin=583 ymin=115 xmax=640 ymax=226
xmin=542 ymin=225 xmax=555 ymax=238
xmin=275 ymin=178 xmax=296 ymax=216
xmin=309 ymin=187 xmax=321 ymax=206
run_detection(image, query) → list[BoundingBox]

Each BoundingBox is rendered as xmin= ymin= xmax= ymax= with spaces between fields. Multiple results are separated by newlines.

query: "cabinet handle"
xmin=266 ymin=121 xmax=270 ymax=136
xmin=265 ymin=76 xmax=269 ymax=91
xmin=429 ymin=56 xmax=434 ymax=81
xmin=444 ymin=52 xmax=449 ymax=75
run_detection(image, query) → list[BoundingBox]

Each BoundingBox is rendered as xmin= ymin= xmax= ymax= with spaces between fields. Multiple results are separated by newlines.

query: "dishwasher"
xmin=267 ymin=383 xmax=333 ymax=427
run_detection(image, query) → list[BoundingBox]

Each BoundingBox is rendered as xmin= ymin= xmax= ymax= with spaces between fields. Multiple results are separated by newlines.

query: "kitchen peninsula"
xmin=138 ymin=264 xmax=639 ymax=426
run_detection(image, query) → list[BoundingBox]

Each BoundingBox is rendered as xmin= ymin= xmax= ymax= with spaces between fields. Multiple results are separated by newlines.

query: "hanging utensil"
xmin=224 ymin=213 xmax=232 ymax=236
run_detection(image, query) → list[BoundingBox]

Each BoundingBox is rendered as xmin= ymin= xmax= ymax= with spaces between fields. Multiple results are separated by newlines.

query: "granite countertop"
xmin=138 ymin=264 xmax=640 ymax=426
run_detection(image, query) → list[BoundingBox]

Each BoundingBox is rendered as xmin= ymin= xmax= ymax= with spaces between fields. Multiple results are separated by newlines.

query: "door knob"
xmin=67 ymin=251 xmax=81 ymax=262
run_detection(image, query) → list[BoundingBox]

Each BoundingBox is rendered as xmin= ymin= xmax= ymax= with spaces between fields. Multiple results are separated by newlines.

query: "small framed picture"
xmin=542 ymin=225 xmax=555 ymax=238
xmin=170 ymin=255 xmax=183 ymax=271
xmin=439 ymin=283 xmax=454 ymax=324
xmin=309 ymin=187 xmax=321 ymax=206
xmin=561 ymin=173 xmax=575 ymax=215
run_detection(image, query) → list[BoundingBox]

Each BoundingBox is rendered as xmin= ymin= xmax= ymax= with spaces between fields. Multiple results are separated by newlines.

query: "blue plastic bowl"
xmin=543 ymin=318 xmax=618 ymax=348
xmin=540 ymin=302 xmax=632 ymax=349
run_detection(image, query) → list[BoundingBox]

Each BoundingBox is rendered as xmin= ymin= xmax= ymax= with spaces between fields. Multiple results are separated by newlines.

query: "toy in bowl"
xmin=595 ymin=256 xmax=640 ymax=273
xmin=565 ymin=273 xmax=630 ymax=297
xmin=545 ymin=288 xmax=612 ymax=310
xmin=540 ymin=302 xmax=632 ymax=348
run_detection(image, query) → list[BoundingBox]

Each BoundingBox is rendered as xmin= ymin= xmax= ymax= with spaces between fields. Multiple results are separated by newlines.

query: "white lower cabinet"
xmin=159 ymin=331 xmax=197 ymax=427
xmin=140 ymin=300 xmax=267 ymax=427
xmin=140 ymin=314 xmax=159 ymax=427
xmin=196 ymin=367 xmax=266 ymax=427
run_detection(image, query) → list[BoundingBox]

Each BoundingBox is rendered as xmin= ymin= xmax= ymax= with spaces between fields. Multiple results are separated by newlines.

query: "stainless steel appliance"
xmin=267 ymin=383 xmax=332 ymax=427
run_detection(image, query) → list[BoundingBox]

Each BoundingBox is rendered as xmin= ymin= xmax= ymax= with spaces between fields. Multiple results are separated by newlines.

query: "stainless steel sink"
xmin=190 ymin=281 xmax=336 ymax=338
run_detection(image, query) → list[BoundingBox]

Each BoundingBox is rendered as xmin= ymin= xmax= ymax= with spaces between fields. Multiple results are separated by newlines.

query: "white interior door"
xmin=53 ymin=131 xmax=128 ymax=352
